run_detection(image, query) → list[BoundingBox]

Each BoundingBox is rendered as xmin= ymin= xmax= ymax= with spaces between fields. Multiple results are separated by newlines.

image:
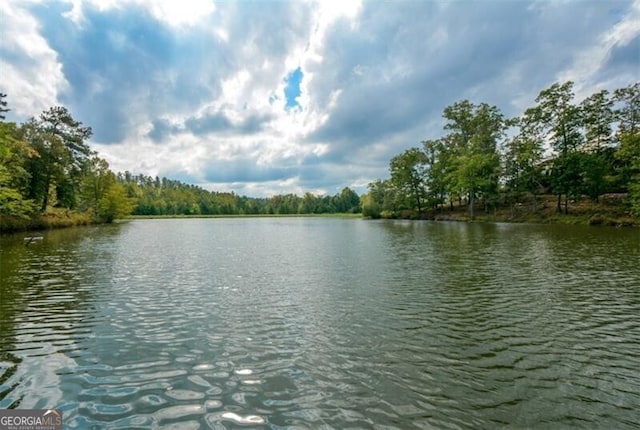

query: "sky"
xmin=1 ymin=0 xmax=638 ymax=197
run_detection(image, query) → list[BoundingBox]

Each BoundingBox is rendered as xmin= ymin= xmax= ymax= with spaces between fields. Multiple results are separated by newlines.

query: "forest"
xmin=362 ymin=81 xmax=639 ymax=222
xmin=0 ymin=94 xmax=360 ymax=232
xmin=117 ymin=173 xmax=361 ymax=216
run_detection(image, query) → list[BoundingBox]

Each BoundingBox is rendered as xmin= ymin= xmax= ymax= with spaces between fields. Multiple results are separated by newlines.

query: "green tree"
xmin=364 ymin=179 xmax=397 ymax=217
xmin=333 ymin=187 xmax=361 ymax=213
xmin=613 ymin=82 xmax=640 ymax=136
xmin=99 ymin=183 xmax=136 ymax=222
xmin=80 ymin=156 xmax=115 ymax=216
xmin=422 ymin=138 xmax=449 ymax=210
xmin=581 ymin=89 xmax=614 ymax=152
xmin=360 ymin=193 xmax=378 ymax=218
xmin=528 ymin=81 xmax=583 ymax=213
xmin=0 ymin=122 xmax=37 ymax=217
xmin=616 ymin=133 xmax=640 ymax=215
xmin=389 ymin=147 xmax=428 ymax=213
xmin=504 ymin=114 xmax=544 ymax=212
xmin=578 ymin=151 xmax=609 ymax=201
xmin=24 ymin=107 xmax=93 ymax=211
xmin=298 ymin=192 xmax=319 ymax=214
xmin=442 ymin=101 xmax=505 ymax=219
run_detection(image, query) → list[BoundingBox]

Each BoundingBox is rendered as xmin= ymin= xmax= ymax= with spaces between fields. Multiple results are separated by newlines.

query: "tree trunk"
xmin=41 ymin=174 xmax=51 ymax=212
xmin=413 ymin=184 xmax=422 ymax=214
xmin=557 ymin=194 xmax=562 ymax=213
xmin=469 ymin=192 xmax=475 ymax=220
xmin=564 ymin=195 xmax=568 ymax=215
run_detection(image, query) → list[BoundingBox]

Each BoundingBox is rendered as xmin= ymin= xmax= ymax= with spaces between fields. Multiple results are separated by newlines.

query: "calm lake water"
xmin=1 ymin=218 xmax=639 ymax=429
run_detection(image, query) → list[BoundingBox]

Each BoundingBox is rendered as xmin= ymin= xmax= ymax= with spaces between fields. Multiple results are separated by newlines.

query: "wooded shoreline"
xmin=1 ymin=198 xmax=635 ymax=234
xmin=1 ymin=80 xmax=638 ymax=233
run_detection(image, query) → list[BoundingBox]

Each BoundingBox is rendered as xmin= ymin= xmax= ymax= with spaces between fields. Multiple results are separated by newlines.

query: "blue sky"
xmin=1 ymin=0 xmax=638 ymax=197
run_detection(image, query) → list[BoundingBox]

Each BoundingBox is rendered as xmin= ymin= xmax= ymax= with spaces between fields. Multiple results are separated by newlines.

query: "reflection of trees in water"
xmin=0 ymin=224 xmax=123 ymax=408
xmin=1 ymin=234 xmax=31 ymax=409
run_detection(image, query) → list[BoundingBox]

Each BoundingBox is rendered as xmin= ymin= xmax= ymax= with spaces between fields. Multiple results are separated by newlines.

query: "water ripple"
xmin=1 ymin=220 xmax=639 ymax=428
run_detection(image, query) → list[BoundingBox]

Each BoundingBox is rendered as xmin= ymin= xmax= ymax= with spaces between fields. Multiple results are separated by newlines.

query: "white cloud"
xmin=0 ymin=1 xmax=68 ymax=117
xmin=558 ymin=0 xmax=640 ymax=99
xmin=143 ymin=0 xmax=216 ymax=28
xmin=62 ymin=0 xmax=216 ymax=28
xmin=2 ymin=0 xmax=637 ymax=197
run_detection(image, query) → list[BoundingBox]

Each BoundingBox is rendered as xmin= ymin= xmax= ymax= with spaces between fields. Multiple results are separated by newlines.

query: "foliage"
xmin=370 ymin=81 xmax=640 ymax=220
xmin=390 ymin=148 xmax=428 ymax=212
xmin=117 ymin=172 xmax=361 ymax=216
xmin=0 ymin=122 xmax=37 ymax=217
xmin=22 ymin=106 xmax=93 ymax=211
xmin=2 ymin=81 xmax=638 ymax=231
xmin=0 ymin=98 xmax=134 ymax=231
xmin=617 ymin=133 xmax=640 ymax=216
xmin=99 ymin=183 xmax=136 ymax=223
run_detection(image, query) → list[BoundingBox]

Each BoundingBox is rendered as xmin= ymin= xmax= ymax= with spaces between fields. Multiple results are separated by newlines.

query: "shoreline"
xmin=366 ymin=195 xmax=638 ymax=228
xmin=2 ymin=203 xmax=637 ymax=234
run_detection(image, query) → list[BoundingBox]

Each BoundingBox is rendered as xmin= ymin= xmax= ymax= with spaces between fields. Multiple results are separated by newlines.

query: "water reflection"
xmin=0 ymin=225 xmax=123 ymax=409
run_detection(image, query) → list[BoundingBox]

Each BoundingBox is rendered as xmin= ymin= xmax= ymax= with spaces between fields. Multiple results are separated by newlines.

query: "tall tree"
xmin=80 ymin=156 xmax=115 ymax=216
xmin=422 ymin=138 xmax=448 ymax=210
xmin=389 ymin=147 xmax=428 ymax=214
xmin=581 ymin=89 xmax=614 ymax=152
xmin=616 ymin=132 xmax=640 ymax=215
xmin=333 ymin=187 xmax=361 ymax=213
xmin=0 ymin=122 xmax=36 ymax=217
xmin=528 ymin=81 xmax=583 ymax=213
xmin=442 ymin=101 xmax=505 ymax=219
xmin=365 ymin=179 xmax=397 ymax=217
xmin=24 ymin=107 xmax=93 ymax=211
xmin=99 ymin=183 xmax=136 ymax=223
xmin=613 ymin=82 xmax=640 ymax=136
xmin=504 ymin=113 xmax=545 ymax=212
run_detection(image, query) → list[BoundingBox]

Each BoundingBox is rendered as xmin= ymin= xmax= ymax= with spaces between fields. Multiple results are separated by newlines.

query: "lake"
xmin=1 ymin=218 xmax=639 ymax=429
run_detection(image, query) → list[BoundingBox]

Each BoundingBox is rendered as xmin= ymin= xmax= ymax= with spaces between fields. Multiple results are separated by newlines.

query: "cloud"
xmin=0 ymin=1 xmax=68 ymax=119
xmin=62 ymin=0 xmax=216 ymax=28
xmin=2 ymin=0 xmax=638 ymax=197
xmin=557 ymin=0 xmax=640 ymax=98
xmin=204 ymin=159 xmax=296 ymax=183
xmin=25 ymin=2 xmax=228 ymax=142
xmin=148 ymin=111 xmax=274 ymax=142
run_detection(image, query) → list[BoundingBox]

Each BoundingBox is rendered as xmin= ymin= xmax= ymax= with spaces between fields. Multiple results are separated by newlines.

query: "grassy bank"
xmin=378 ymin=195 xmax=638 ymax=227
xmin=0 ymin=209 xmax=96 ymax=233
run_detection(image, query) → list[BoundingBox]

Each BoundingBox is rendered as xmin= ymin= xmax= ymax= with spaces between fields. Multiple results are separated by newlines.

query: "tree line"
xmin=362 ymin=81 xmax=640 ymax=219
xmin=117 ymin=173 xmax=361 ymax=216
xmin=0 ymin=94 xmax=361 ymax=231
xmin=3 ymin=81 xmax=637 ymax=230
